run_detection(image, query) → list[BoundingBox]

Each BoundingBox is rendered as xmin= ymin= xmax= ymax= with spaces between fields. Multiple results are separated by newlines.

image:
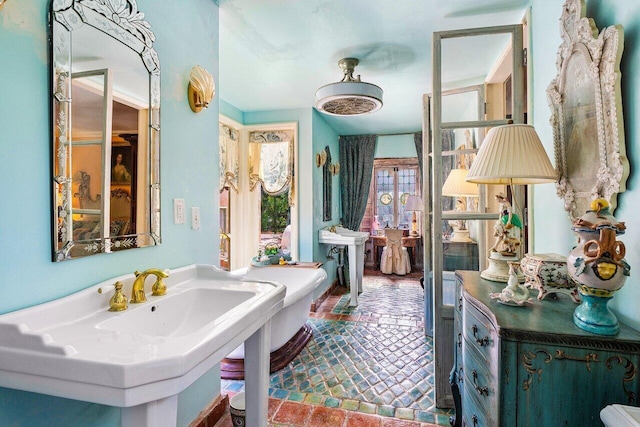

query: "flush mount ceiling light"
xmin=315 ymin=58 xmax=383 ymax=116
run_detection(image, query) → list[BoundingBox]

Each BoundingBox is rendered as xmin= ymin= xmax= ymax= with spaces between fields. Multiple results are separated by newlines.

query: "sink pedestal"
xmin=119 ymin=322 xmax=271 ymax=427
xmin=319 ymin=227 xmax=369 ymax=306
xmin=346 ymin=242 xmax=365 ymax=306
xmin=122 ymin=395 xmax=178 ymax=427
xmin=245 ymin=320 xmax=271 ymax=426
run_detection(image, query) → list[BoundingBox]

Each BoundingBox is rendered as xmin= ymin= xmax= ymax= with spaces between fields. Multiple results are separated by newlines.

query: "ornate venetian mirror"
xmin=51 ymin=0 xmax=161 ymax=261
xmin=547 ymin=0 xmax=628 ymax=220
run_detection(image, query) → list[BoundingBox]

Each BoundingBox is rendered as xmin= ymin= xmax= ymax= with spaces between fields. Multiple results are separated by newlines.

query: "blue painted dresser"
xmin=453 ymin=271 xmax=640 ymax=426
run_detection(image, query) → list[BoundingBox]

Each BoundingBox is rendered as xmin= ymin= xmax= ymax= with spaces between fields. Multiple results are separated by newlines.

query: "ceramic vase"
xmin=567 ymin=200 xmax=629 ymax=335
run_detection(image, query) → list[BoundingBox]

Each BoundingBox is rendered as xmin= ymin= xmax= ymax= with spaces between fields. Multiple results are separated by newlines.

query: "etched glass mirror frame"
xmin=51 ymin=0 xmax=161 ymax=261
xmin=547 ymin=0 xmax=628 ymax=220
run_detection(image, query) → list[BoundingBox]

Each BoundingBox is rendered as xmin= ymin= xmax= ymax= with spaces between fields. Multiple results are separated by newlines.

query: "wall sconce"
xmin=329 ymin=162 xmax=340 ymax=176
xmin=188 ymin=65 xmax=215 ymax=113
xmin=316 ymin=150 xmax=327 ymax=168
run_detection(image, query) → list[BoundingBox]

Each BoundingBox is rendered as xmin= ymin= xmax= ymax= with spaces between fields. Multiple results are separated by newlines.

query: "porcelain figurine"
xmin=490 ymin=261 xmax=533 ymax=306
xmin=568 ymin=199 xmax=630 ymax=335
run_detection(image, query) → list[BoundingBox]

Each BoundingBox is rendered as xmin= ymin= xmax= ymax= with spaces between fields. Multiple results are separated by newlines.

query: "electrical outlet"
xmin=173 ymin=199 xmax=185 ymax=224
xmin=191 ymin=207 xmax=201 ymax=230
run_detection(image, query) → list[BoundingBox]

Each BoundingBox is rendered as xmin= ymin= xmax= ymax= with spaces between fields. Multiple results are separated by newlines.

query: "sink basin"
xmin=0 ymin=264 xmax=285 ymax=424
xmin=97 ymin=288 xmax=255 ymax=337
xmin=319 ymin=226 xmax=369 ymax=246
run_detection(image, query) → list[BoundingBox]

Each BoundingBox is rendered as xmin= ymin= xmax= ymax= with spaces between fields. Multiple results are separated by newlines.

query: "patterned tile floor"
xmin=218 ymin=269 xmax=453 ymax=426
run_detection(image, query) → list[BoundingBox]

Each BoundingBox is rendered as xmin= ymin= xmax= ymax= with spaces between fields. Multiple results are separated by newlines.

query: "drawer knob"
xmin=472 ymin=370 xmax=489 ymax=396
xmin=471 ymin=324 xmax=490 ymax=346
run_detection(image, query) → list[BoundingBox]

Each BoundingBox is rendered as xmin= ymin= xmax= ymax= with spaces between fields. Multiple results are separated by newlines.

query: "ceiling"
xmin=218 ymin=0 xmax=530 ymax=136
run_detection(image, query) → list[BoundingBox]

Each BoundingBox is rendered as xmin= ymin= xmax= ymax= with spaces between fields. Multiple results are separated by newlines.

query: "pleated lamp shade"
xmin=442 ymin=169 xmax=479 ymax=197
xmin=466 ymin=124 xmax=556 ymax=185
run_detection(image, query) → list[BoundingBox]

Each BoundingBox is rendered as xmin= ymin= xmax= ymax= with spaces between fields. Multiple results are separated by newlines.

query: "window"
xmin=260 ymin=190 xmax=290 ymax=251
xmin=369 ymin=158 xmax=420 ymax=232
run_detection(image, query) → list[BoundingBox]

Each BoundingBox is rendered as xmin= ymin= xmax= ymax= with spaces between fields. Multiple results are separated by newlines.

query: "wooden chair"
xmin=380 ymin=228 xmax=411 ymax=275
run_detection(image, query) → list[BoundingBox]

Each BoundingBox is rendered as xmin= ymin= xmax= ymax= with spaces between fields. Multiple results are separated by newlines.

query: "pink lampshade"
xmin=404 ymin=195 xmax=423 ymax=211
xmin=466 ymin=124 xmax=556 ymax=185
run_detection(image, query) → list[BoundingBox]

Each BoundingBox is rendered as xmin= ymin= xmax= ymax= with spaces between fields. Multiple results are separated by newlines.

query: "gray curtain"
xmin=339 ymin=135 xmax=377 ymax=230
xmin=413 ymin=131 xmax=423 ymax=185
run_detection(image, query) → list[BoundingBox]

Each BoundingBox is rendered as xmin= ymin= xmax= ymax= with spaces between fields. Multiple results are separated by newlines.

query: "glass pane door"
xmin=429 ymin=25 xmax=524 ymax=409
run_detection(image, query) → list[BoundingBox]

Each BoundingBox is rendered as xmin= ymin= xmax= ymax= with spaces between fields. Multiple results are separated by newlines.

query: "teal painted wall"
xmin=530 ymin=0 xmax=640 ymax=331
xmin=0 ymin=0 xmax=221 ymax=425
xmin=312 ymin=110 xmax=341 ymax=296
xmin=375 ymin=134 xmax=418 ymax=158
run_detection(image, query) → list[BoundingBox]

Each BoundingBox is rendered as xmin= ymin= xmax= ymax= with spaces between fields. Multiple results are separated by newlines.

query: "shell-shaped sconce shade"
xmin=188 ymin=65 xmax=215 ymax=113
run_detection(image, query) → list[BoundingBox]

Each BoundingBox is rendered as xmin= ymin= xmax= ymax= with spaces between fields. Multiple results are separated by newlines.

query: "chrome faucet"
xmin=130 ymin=268 xmax=170 ymax=303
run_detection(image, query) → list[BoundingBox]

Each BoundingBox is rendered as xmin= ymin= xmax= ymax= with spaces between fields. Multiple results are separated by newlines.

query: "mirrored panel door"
xmin=429 ymin=24 xmax=524 ymax=409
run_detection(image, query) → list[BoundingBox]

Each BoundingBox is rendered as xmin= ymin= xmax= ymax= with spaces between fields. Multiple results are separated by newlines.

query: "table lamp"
xmin=466 ymin=124 xmax=555 ymax=302
xmin=442 ymin=168 xmax=479 ymax=242
xmin=404 ymin=195 xmax=423 ymax=237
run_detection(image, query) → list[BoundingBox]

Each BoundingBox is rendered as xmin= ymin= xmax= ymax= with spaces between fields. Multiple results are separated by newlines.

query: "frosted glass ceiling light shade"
xmin=315 ymin=58 xmax=383 ymax=116
xmin=466 ymin=124 xmax=556 ymax=185
xmin=442 ymin=169 xmax=479 ymax=197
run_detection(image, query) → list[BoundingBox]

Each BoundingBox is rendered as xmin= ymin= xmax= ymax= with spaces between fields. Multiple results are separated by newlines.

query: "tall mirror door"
xmin=427 ymin=25 xmax=525 ymax=409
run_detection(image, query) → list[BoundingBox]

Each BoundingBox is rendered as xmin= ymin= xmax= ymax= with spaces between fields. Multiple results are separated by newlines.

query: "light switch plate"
xmin=191 ymin=207 xmax=201 ymax=230
xmin=173 ymin=199 xmax=185 ymax=224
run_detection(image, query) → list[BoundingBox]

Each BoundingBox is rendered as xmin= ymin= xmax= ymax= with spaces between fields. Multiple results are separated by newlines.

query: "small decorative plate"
xmin=400 ymin=192 xmax=409 ymax=205
xmin=380 ymin=193 xmax=392 ymax=205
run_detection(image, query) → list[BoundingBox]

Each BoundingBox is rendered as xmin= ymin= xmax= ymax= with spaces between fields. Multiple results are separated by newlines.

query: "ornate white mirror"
xmin=547 ymin=0 xmax=628 ymax=220
xmin=51 ymin=0 xmax=161 ymax=261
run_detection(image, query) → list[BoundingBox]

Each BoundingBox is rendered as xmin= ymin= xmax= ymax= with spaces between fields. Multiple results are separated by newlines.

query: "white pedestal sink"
xmin=0 ymin=264 xmax=285 ymax=427
xmin=319 ymin=226 xmax=369 ymax=306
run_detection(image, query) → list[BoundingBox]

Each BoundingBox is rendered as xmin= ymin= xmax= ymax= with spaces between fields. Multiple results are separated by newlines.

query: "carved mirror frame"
xmin=547 ymin=0 xmax=628 ymax=220
xmin=51 ymin=0 xmax=161 ymax=261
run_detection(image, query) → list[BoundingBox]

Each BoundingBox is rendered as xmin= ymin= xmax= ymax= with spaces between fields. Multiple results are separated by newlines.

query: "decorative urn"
xmin=567 ymin=199 xmax=630 ymax=335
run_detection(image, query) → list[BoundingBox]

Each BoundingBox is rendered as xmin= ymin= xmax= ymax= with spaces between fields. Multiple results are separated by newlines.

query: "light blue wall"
xmin=312 ymin=110 xmax=341 ymax=296
xmin=0 ymin=0 xmax=221 ymax=425
xmin=375 ymin=134 xmax=418 ymax=158
xmin=530 ymin=0 xmax=640 ymax=330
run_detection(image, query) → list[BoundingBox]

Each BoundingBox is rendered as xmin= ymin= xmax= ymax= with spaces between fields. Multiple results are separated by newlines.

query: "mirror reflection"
xmin=51 ymin=0 xmax=160 ymax=261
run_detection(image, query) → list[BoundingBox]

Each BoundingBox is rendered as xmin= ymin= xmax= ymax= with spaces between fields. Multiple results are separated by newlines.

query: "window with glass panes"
xmin=372 ymin=159 xmax=420 ymax=230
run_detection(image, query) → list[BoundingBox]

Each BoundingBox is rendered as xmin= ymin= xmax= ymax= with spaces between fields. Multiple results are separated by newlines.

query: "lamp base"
xmin=481 ymin=252 xmax=524 ymax=283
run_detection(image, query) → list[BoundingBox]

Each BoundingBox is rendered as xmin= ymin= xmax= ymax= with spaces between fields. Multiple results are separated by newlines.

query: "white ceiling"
xmin=219 ymin=0 xmax=530 ymax=135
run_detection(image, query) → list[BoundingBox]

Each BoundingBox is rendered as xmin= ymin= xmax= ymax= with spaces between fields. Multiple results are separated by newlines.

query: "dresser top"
xmin=457 ymin=271 xmax=640 ymax=351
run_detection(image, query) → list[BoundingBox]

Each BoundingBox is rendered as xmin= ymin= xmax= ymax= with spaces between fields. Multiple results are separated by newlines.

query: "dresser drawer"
xmin=461 ymin=344 xmax=497 ymax=415
xmin=461 ymin=379 xmax=494 ymax=427
xmin=462 ymin=298 xmax=498 ymax=368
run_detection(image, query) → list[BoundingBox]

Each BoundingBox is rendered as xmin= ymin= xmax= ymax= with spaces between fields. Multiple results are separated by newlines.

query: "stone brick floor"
xmin=216 ymin=269 xmax=453 ymax=427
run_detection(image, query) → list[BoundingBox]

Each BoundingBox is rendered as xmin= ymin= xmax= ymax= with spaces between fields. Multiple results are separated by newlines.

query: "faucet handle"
xmin=97 ymin=282 xmax=128 ymax=312
xmin=152 ymin=276 xmax=167 ymax=296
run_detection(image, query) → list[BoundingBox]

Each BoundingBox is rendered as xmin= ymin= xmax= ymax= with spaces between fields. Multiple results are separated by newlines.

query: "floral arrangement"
xmin=251 ymin=241 xmax=291 ymax=267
